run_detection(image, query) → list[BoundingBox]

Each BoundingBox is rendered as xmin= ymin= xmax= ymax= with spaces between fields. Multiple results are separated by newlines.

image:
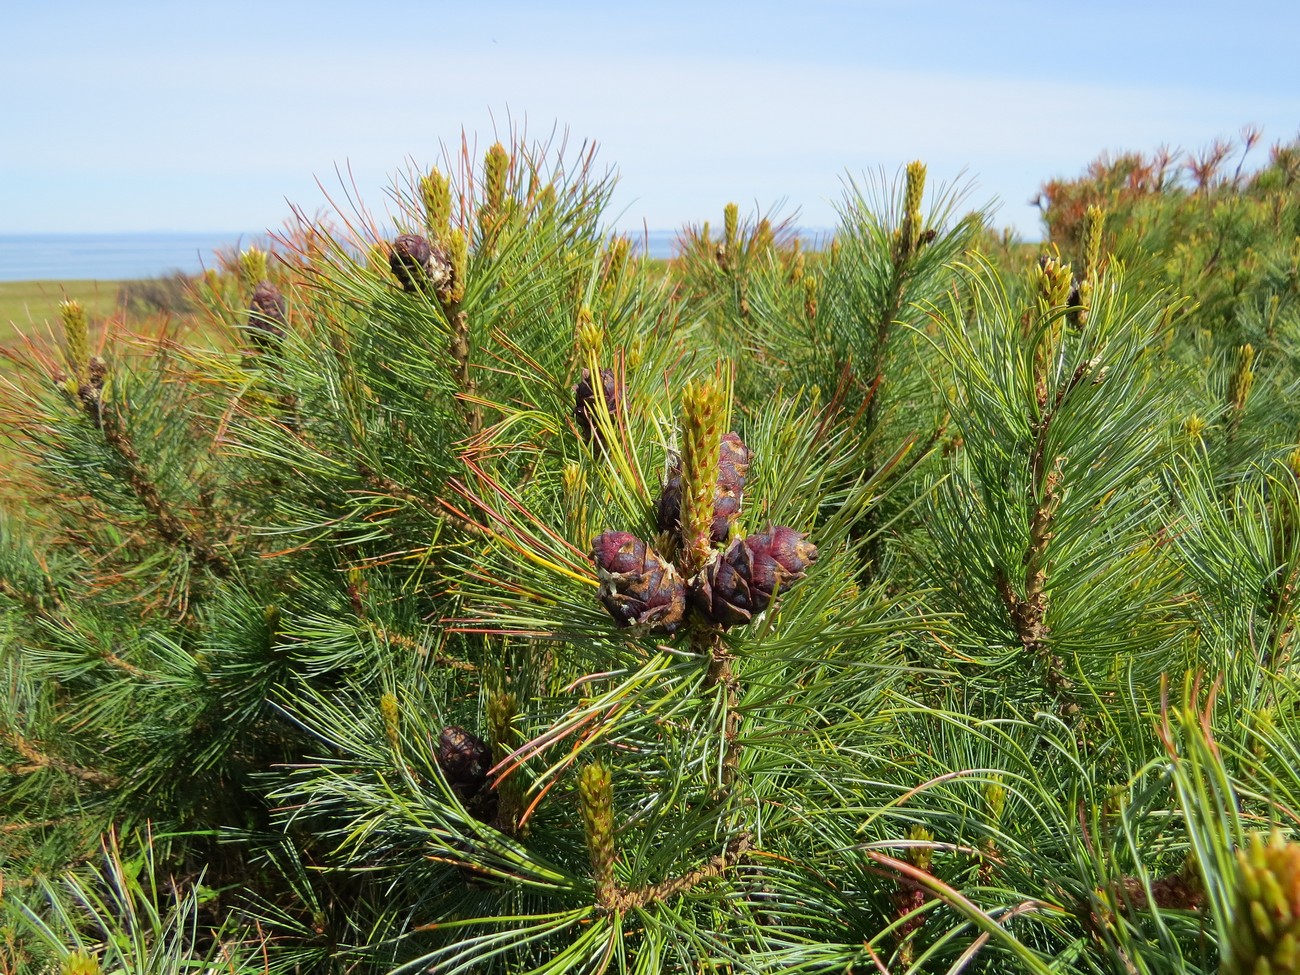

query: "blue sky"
xmin=2 ymin=0 xmax=1297 ymax=239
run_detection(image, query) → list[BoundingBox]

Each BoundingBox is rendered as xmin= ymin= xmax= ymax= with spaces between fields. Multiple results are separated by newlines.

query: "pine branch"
xmin=0 ymin=573 xmax=61 ymax=617
xmin=605 ymin=832 xmax=754 ymax=912
xmin=77 ymin=375 xmax=231 ymax=579
xmin=447 ymin=304 xmax=481 ymax=436
xmin=998 ymin=458 xmax=1070 ymax=701
xmin=998 ymin=320 xmax=1104 ymax=708
xmin=700 ymin=626 xmax=742 ymax=790
xmin=5 ymin=733 xmax=119 ymax=788
xmin=357 ymin=463 xmax=488 ymax=540
xmin=366 ymin=624 xmax=477 ymax=671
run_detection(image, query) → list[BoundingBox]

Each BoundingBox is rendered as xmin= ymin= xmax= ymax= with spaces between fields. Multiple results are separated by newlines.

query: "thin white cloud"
xmin=3 ymin=30 xmax=1295 ymax=235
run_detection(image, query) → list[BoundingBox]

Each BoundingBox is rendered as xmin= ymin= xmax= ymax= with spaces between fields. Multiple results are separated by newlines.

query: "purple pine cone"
xmin=390 ymin=233 xmax=454 ymax=297
xmin=436 ymin=725 xmax=498 ymax=823
xmin=591 ymin=531 xmax=686 ymax=633
xmin=656 ymin=432 xmax=751 ymax=545
xmin=574 ymin=367 xmax=620 ymax=443
xmin=691 ymin=525 xmax=817 ymax=629
xmin=247 ymin=280 xmax=287 ymax=348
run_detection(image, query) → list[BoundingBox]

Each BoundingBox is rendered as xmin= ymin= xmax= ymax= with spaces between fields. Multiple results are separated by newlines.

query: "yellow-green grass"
xmin=0 ymin=280 xmax=128 ymax=343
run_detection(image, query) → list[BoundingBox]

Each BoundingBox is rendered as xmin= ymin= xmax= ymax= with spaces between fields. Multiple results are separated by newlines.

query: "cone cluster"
xmin=436 ymin=725 xmax=498 ymax=823
xmin=590 ymin=431 xmax=816 ymax=634
xmin=1227 ymin=830 xmax=1300 ymax=975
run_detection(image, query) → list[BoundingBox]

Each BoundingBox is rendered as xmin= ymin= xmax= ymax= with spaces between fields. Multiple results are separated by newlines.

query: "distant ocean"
xmin=0 ymin=233 xmax=266 ymax=283
xmin=0 ymin=229 xmax=826 ymax=282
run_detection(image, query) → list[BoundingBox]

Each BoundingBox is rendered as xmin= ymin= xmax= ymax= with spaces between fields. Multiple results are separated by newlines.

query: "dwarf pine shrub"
xmin=4 ymin=128 xmax=1300 ymax=974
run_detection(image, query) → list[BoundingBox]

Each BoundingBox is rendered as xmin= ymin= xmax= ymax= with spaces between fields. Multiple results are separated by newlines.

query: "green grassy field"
xmin=0 ymin=280 xmax=128 ymax=342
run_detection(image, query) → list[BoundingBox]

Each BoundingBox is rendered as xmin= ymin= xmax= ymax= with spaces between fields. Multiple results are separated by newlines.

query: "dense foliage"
xmin=4 ymin=129 xmax=1300 ymax=974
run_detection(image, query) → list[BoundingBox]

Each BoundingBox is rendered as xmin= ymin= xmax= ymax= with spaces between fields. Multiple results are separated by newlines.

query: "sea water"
xmin=0 ymin=233 xmax=268 ymax=282
xmin=0 ymin=229 xmax=826 ymax=282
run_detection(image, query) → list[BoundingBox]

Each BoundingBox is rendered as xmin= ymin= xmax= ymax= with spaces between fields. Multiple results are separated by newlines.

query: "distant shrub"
xmin=115 ymin=271 xmax=194 ymax=317
xmin=1033 ymin=129 xmax=1300 ymax=345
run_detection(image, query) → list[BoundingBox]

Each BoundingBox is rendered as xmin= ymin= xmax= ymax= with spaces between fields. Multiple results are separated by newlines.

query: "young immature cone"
xmin=1226 ymin=830 xmax=1300 ymax=975
xmin=380 ymin=692 xmax=402 ymax=755
xmin=1034 ymin=253 xmax=1075 ymax=309
xmin=247 ymin=280 xmax=287 ymax=348
xmin=486 ymin=689 xmax=524 ymax=834
xmin=61 ymin=952 xmax=102 ymax=975
xmin=436 ymin=726 xmax=498 ymax=823
xmin=1083 ymin=204 xmax=1105 ymax=280
xmin=894 ymin=824 xmax=935 ymax=967
xmin=804 ymin=274 xmax=819 ymax=323
xmin=446 ymin=230 xmax=468 ymax=304
xmin=691 ymin=526 xmax=817 ymax=628
xmin=895 ymin=161 xmax=927 ymax=261
xmin=578 ymin=762 xmax=616 ymax=905
xmin=239 ymin=248 xmax=269 ymax=287
xmin=720 ymin=202 xmax=740 ymax=270
xmin=679 ymin=379 xmax=726 ymax=575
xmin=603 ymin=236 xmax=631 ymax=284
xmin=591 ymin=531 xmax=687 ymax=634
xmin=479 ymin=142 xmax=510 ymax=239
xmin=1071 ymin=206 xmax=1105 ymax=329
xmin=574 ymin=367 xmax=619 ymax=443
xmin=420 ymin=167 xmax=452 ymax=241
xmin=1230 ymin=344 xmax=1257 ymax=413
xmin=60 ymin=300 xmax=89 ymax=389
xmin=903 ymin=161 xmax=926 ymax=227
